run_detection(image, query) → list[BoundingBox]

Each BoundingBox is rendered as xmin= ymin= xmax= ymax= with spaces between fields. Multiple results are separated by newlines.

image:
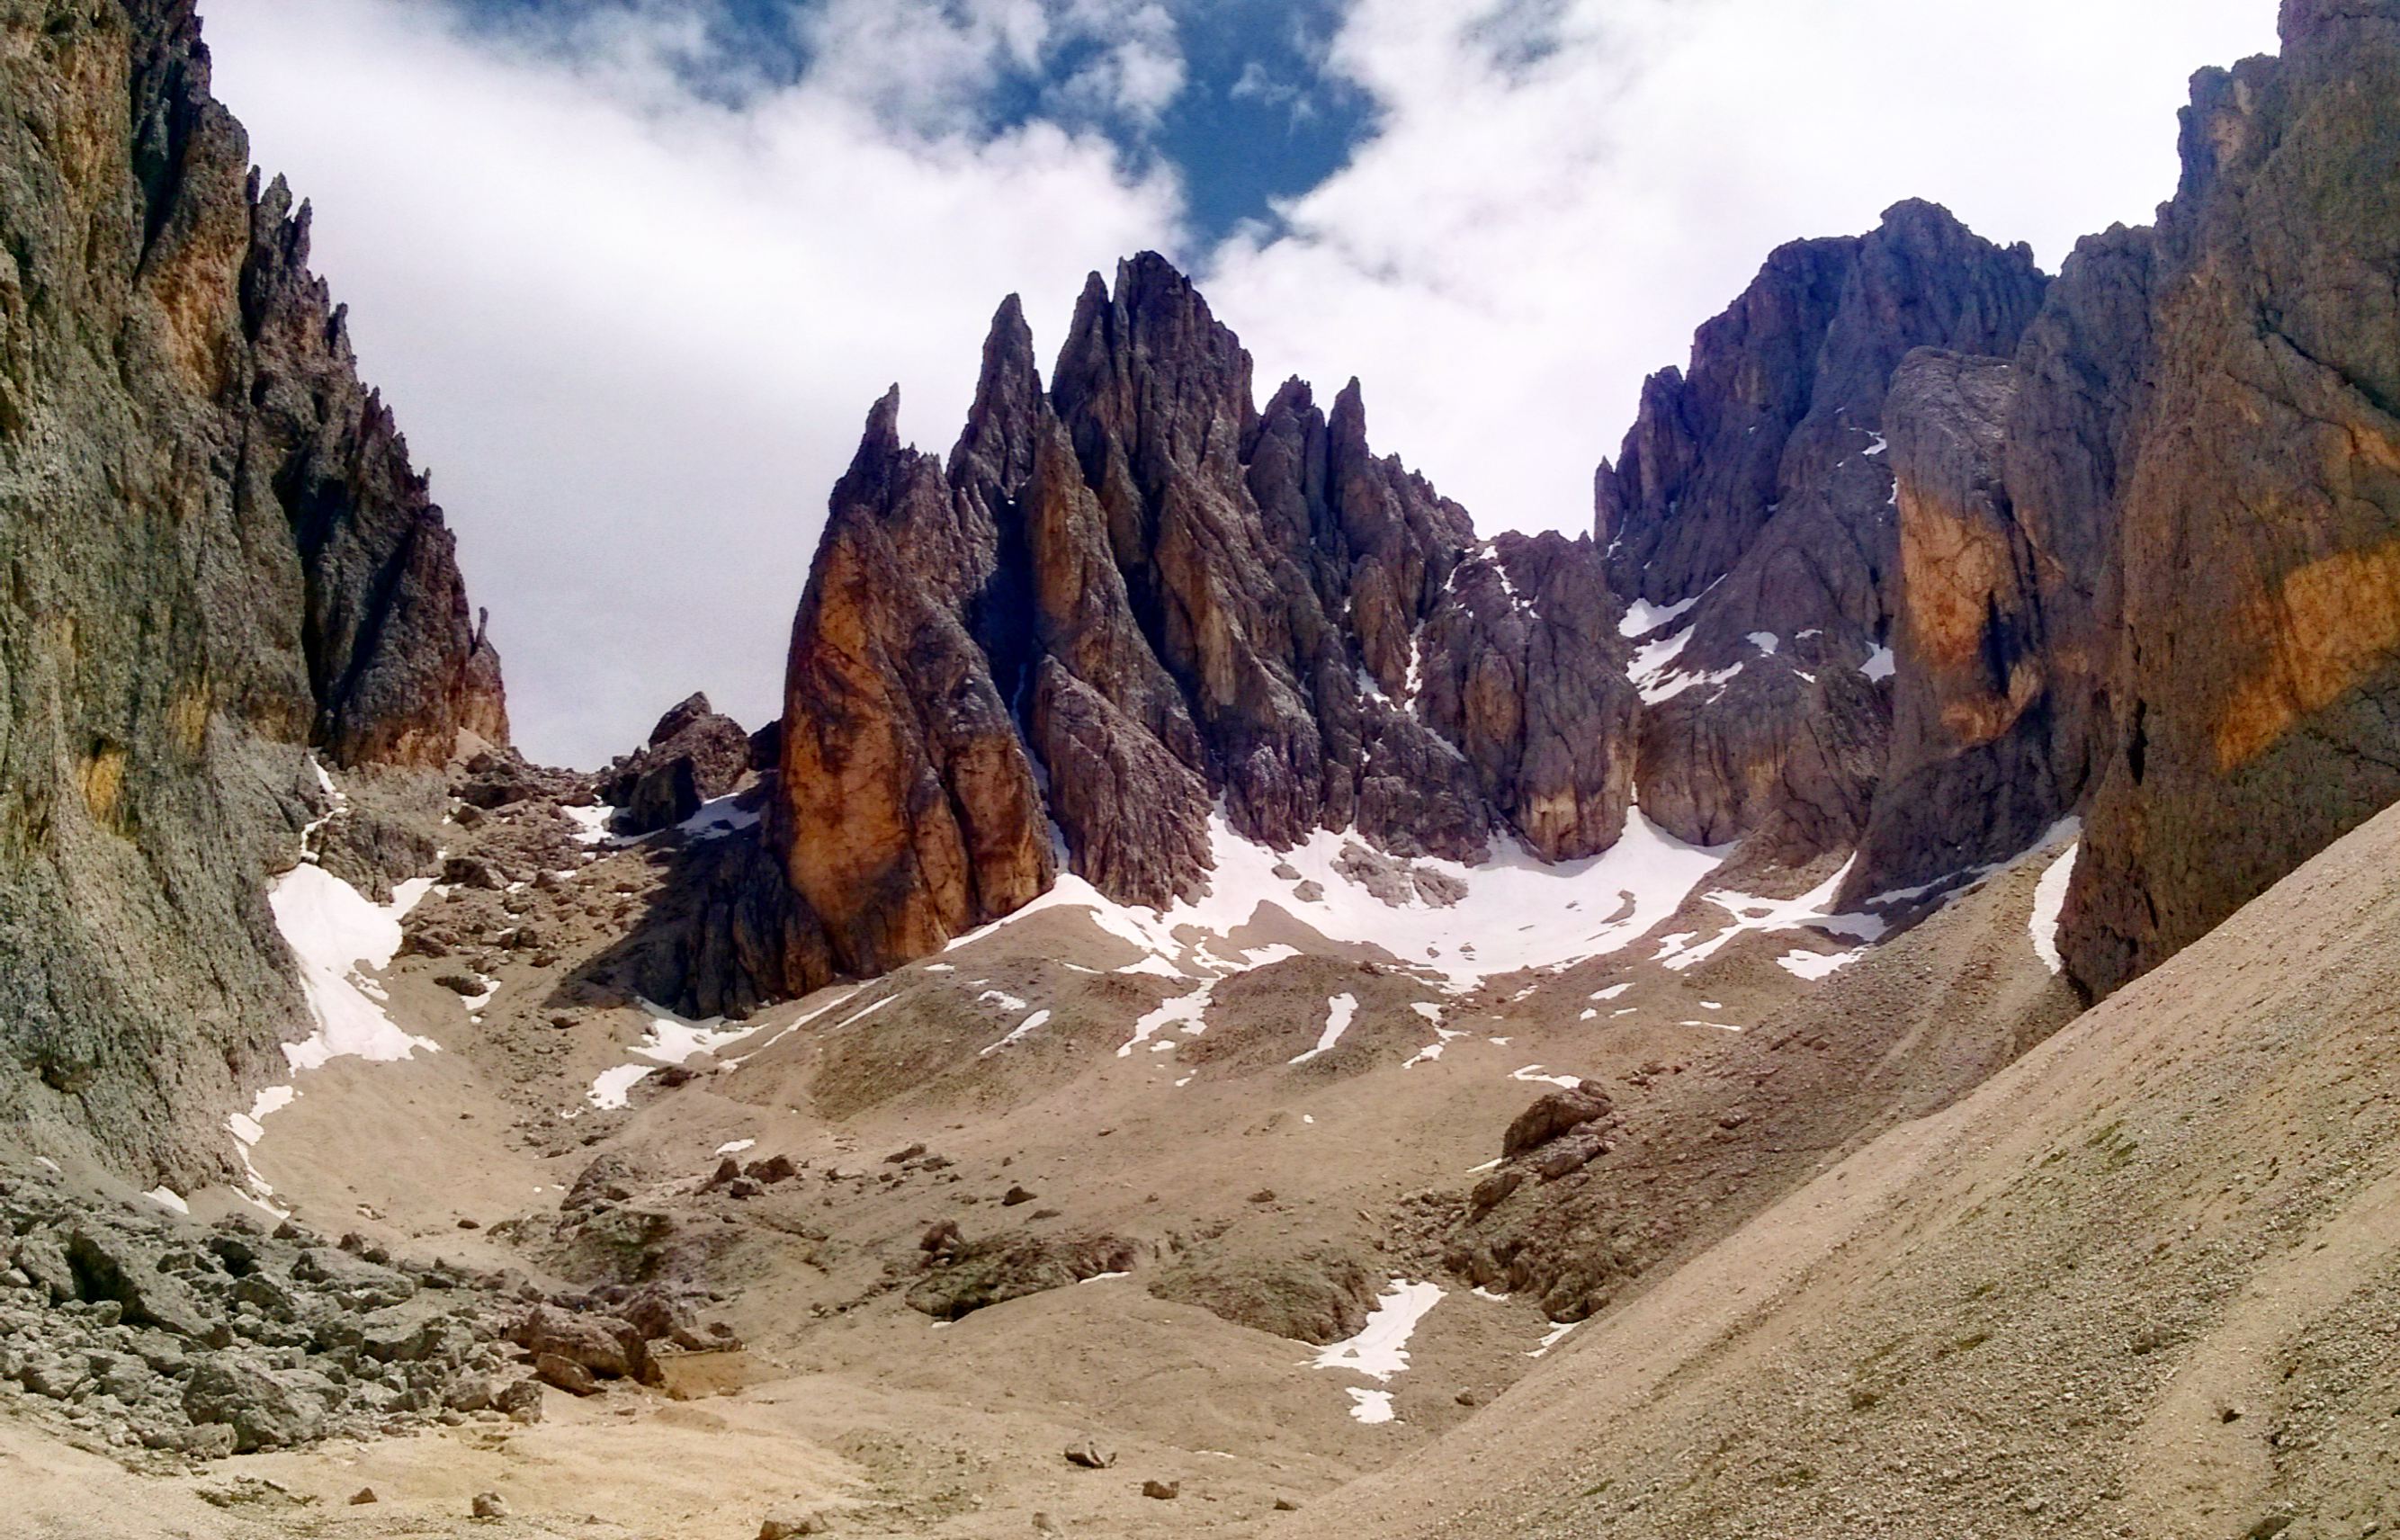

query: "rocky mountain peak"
xmin=757 ymin=253 xmax=1641 ymax=983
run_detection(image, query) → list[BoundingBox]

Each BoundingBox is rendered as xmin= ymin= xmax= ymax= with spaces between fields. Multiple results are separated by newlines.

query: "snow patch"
xmin=1120 ymin=980 xmax=1215 ymax=1057
xmin=1288 ymin=993 xmax=1359 ymax=1065
xmin=1642 ymin=657 xmax=1743 ymax=705
xmin=734 ymin=984 xmax=864 ymax=1060
xmin=980 ymin=1009 xmax=1052 ymax=1056
xmin=714 ymin=1140 xmax=757 ymax=1157
xmin=560 ymin=804 xmax=618 ymax=846
xmin=1746 ymin=631 xmax=1780 ymax=656
xmin=1778 ymin=947 xmax=1864 ymax=980
xmin=1618 ymin=592 xmax=1704 ymax=638
xmin=2029 ymin=828 xmax=2082 ymax=974
xmin=630 ymin=1000 xmax=758 ymax=1065
xmin=945 ymin=804 xmax=1726 ymax=992
xmin=678 ymin=794 xmax=759 ymax=839
xmin=1313 ymin=1279 xmax=1443 ymax=1381
xmin=1346 ymin=1388 xmax=1396 ymax=1425
xmin=1528 ymin=1321 xmax=1578 ymax=1357
xmin=270 ymin=863 xmax=440 ymax=1072
xmin=144 ymin=1187 xmax=189 ymax=1216
xmin=828 ymin=994 xmax=900 ymax=1034
xmin=587 ymin=1063 xmax=655 ymax=1110
xmin=1862 ymin=645 xmax=1896 ymax=682
xmin=1656 ymin=857 xmax=1886 ymax=973
xmin=1511 ymin=1065 xmax=1581 ymax=1089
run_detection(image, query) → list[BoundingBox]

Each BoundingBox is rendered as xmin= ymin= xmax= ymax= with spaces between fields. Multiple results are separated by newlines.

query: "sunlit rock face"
xmin=1595 ymin=200 xmax=2050 ymax=870
xmin=774 ymin=258 xmax=1641 ymax=979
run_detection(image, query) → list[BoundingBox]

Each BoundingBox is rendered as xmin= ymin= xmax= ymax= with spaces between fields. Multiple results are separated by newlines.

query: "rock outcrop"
xmin=775 ymin=262 xmax=1638 ymax=978
xmin=597 ymin=693 xmax=755 ymax=835
xmin=0 ymin=1 xmax=505 ymax=1180
xmin=1843 ymin=349 xmax=2091 ymax=895
xmin=1598 ymin=201 xmax=2049 ymax=868
xmin=1840 ymin=224 xmax=2155 ymax=903
xmin=2058 ymin=0 xmax=2400 ymax=993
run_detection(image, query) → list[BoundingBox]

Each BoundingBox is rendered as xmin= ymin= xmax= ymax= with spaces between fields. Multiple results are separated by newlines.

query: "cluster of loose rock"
xmin=0 ymin=1177 xmax=739 ymax=1459
xmin=0 ymin=1182 xmax=533 ymax=1456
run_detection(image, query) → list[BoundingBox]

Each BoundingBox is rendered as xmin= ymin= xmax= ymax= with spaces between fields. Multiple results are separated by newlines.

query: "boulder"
xmin=63 ymin=1224 xmax=210 ymax=1338
xmin=182 ymin=1356 xmax=336 ymax=1452
xmin=906 ymin=1231 xmax=1139 ymax=1321
xmin=513 ymin=1305 xmax=645 ymax=1380
xmin=1501 ymin=1087 xmax=1615 ymax=1160
xmin=598 ymin=694 xmax=757 ymax=836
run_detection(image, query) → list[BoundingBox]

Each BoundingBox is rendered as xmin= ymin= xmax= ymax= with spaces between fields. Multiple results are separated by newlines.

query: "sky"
xmin=199 ymin=0 xmax=2282 ymax=767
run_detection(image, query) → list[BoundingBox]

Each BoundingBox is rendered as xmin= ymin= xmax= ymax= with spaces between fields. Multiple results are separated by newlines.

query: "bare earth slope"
xmin=1288 ymin=798 xmax=2400 ymax=1540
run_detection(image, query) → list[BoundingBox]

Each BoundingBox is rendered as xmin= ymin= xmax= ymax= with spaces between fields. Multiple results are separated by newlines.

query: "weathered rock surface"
xmin=0 ymin=1 xmax=505 ymax=1181
xmin=2059 ymin=0 xmax=2400 ymax=994
xmin=1840 ymin=219 xmax=2157 ymax=902
xmin=1145 ymin=1247 xmax=1379 ymax=1345
xmin=775 ymin=263 xmax=1638 ymax=977
xmin=597 ymin=694 xmax=755 ymax=836
xmin=903 ymin=1229 xmax=1140 ymax=1321
xmin=1599 ymin=201 xmax=2048 ymax=866
xmin=1500 ymin=1085 xmax=1616 ymax=1160
xmin=1842 ymin=350 xmax=2092 ymax=896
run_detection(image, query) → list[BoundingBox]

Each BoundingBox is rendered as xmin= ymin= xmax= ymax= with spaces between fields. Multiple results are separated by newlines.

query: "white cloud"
xmin=202 ymin=0 xmax=1181 ymax=764
xmin=1203 ymin=0 xmax=2281 ymax=543
xmin=199 ymin=0 xmax=2283 ymax=767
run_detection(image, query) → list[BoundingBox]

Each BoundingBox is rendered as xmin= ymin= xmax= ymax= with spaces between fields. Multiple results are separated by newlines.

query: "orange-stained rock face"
xmin=776 ymin=391 xmax=1053 ymax=977
xmin=1597 ymin=201 xmax=2052 ymax=870
xmin=2060 ymin=3 xmax=2400 ymax=997
xmin=767 ymin=263 xmax=1645 ymax=980
xmin=2214 ymin=536 xmax=2400 ymax=773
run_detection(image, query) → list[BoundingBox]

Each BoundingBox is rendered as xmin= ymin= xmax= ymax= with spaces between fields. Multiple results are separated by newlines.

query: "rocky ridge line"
xmin=770 ymin=263 xmax=1641 ymax=983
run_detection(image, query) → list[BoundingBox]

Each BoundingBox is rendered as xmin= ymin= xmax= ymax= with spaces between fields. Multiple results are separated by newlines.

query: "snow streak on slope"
xmin=268 ymin=863 xmax=440 ymax=1071
xmin=2030 ymin=833 xmax=2081 ymax=973
xmin=237 ymin=758 xmax=442 ymax=1204
xmin=1656 ymin=857 xmax=1886 ymax=973
xmin=1289 ymin=994 xmax=1359 ymax=1064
